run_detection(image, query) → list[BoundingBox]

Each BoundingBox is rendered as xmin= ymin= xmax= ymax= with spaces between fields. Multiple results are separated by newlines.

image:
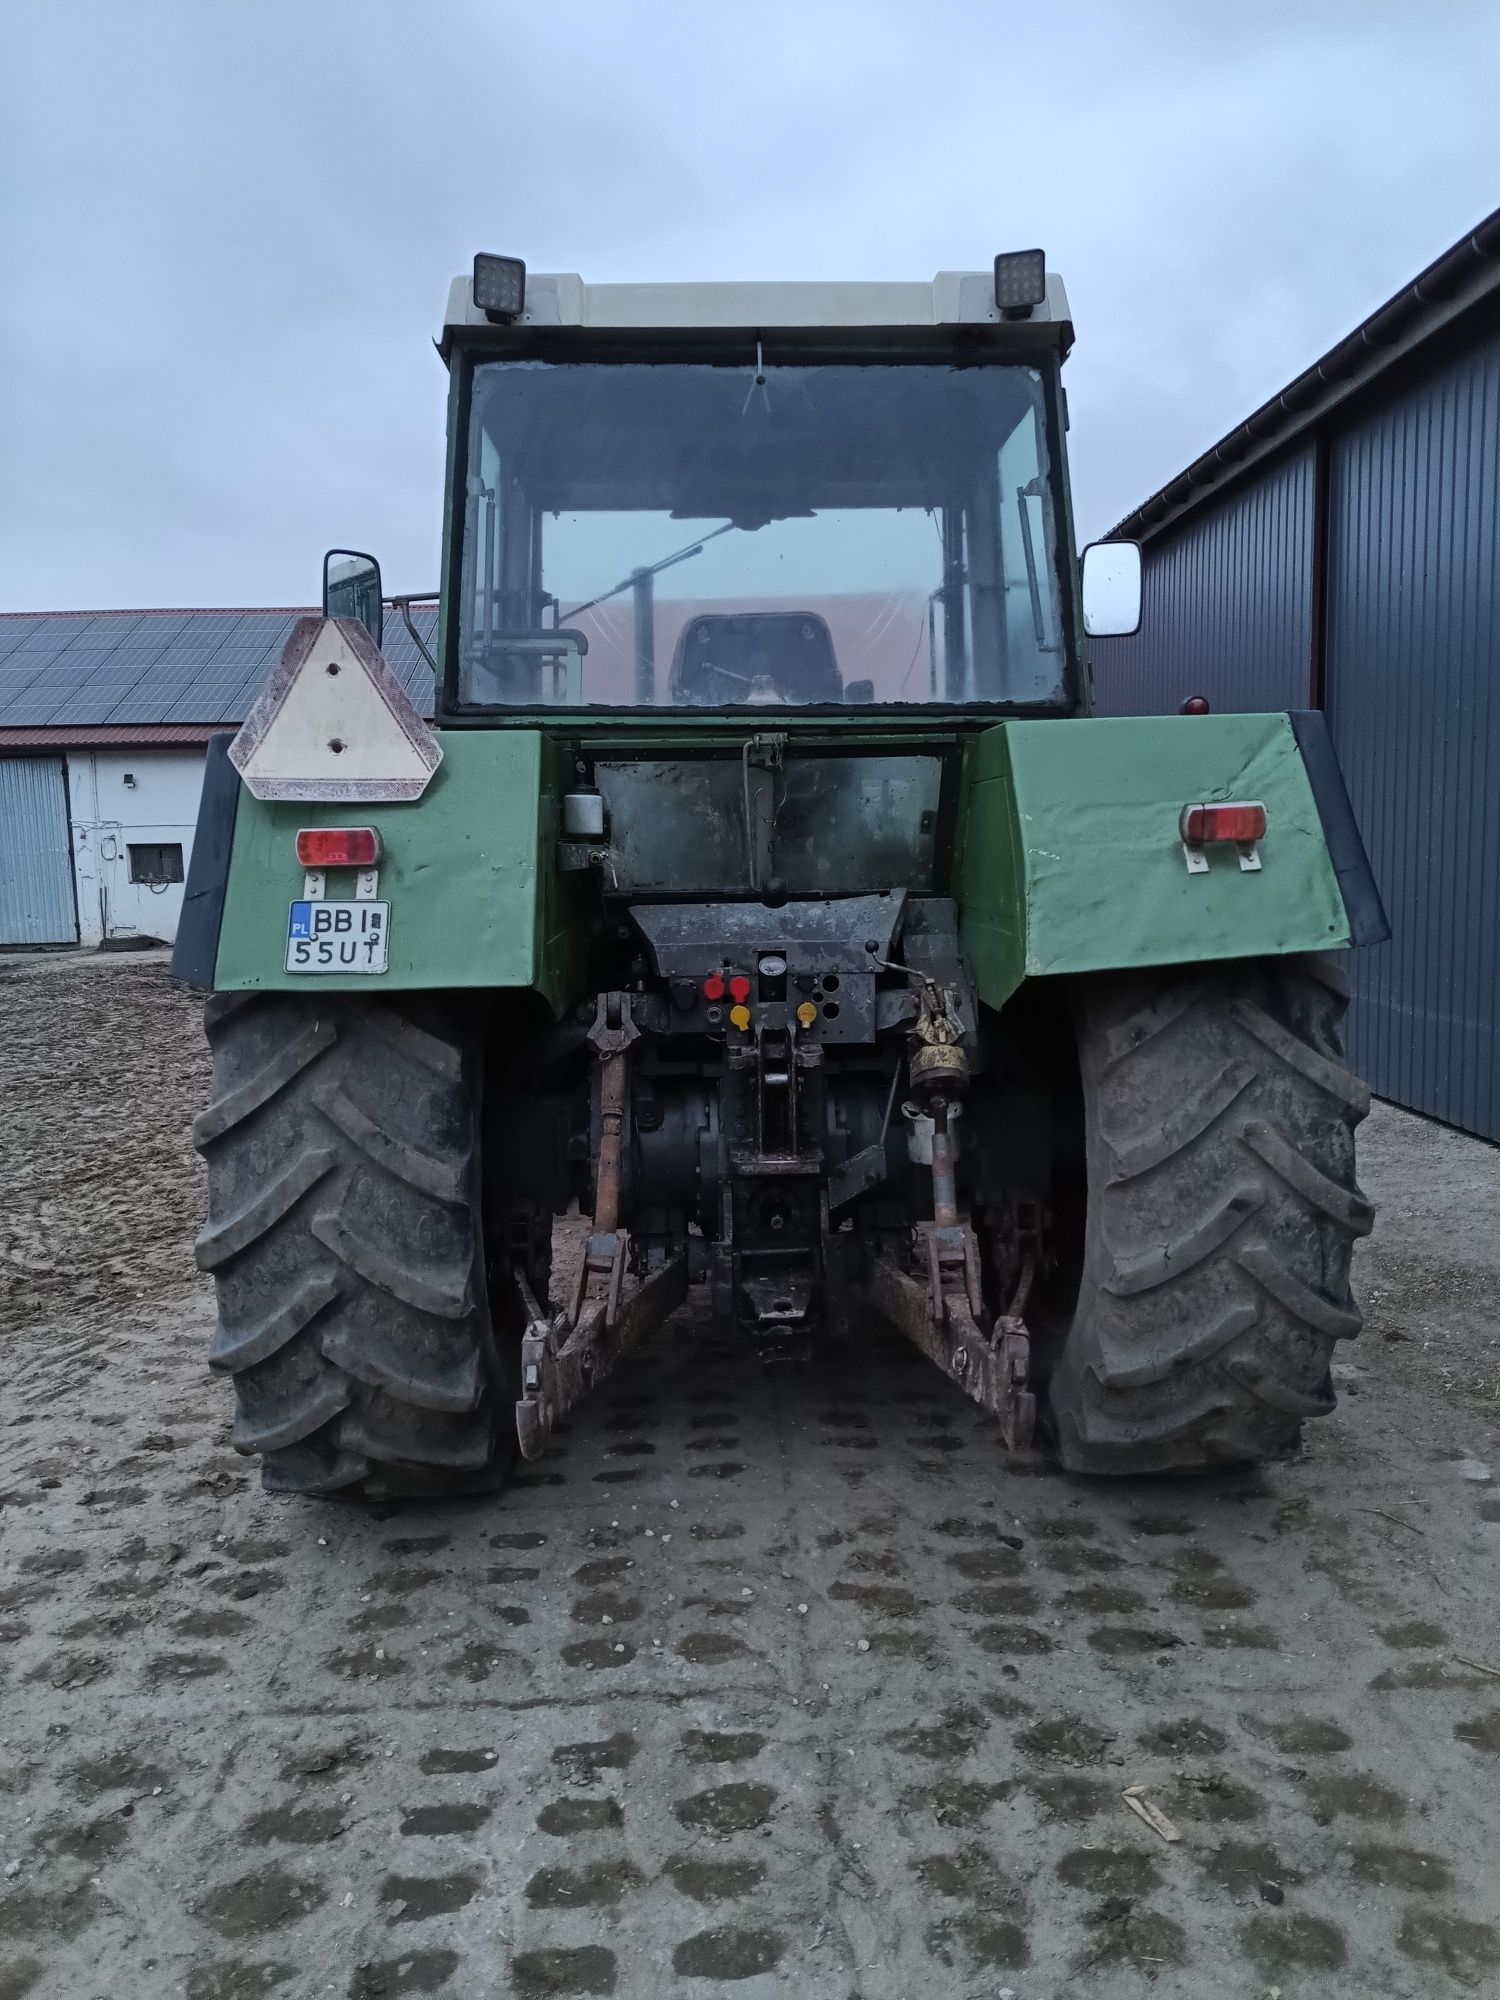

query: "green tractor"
xmin=174 ymin=250 xmax=1385 ymax=1501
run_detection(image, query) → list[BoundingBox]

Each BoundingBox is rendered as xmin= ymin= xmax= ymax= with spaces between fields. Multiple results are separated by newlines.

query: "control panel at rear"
xmin=628 ymin=894 xmax=917 ymax=1045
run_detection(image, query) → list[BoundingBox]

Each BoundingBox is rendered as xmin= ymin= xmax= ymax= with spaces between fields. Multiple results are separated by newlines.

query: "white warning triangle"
xmin=230 ymin=616 xmax=442 ymax=802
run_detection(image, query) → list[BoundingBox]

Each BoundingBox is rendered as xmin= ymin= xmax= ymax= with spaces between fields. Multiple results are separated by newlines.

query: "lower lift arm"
xmin=860 ymin=977 xmax=1037 ymax=1450
xmin=514 ymin=993 xmax=687 ymax=1459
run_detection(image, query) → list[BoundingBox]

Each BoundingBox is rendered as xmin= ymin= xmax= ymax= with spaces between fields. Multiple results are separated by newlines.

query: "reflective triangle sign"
xmin=230 ymin=616 xmax=442 ymax=802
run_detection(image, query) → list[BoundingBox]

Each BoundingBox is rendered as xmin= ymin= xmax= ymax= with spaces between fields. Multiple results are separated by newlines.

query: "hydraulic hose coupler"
xmin=907 ymin=974 xmax=969 ymax=1106
xmin=908 ymin=1036 xmax=969 ymax=1102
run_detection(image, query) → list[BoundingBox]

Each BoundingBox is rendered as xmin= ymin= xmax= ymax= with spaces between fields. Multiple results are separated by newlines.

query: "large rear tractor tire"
xmin=194 ymin=993 xmax=517 ymax=1500
xmin=1045 ymin=956 xmax=1372 ymax=1473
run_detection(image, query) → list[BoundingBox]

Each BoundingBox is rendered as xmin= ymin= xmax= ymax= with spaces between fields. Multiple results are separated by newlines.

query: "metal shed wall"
xmin=1091 ymin=445 xmax=1317 ymax=716
xmin=0 ymin=754 xmax=77 ymax=944
xmin=1325 ymin=326 xmax=1500 ymax=1141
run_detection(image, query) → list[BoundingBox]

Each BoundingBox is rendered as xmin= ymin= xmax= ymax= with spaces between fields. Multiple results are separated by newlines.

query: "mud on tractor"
xmin=174 ymin=251 xmax=1387 ymax=1500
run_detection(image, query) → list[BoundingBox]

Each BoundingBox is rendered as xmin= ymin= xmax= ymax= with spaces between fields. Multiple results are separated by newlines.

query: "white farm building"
xmin=0 ymin=606 xmax=436 ymax=948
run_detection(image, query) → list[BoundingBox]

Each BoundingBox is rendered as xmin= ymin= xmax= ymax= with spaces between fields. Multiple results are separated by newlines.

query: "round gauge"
xmin=758 ymin=954 xmax=787 ymax=979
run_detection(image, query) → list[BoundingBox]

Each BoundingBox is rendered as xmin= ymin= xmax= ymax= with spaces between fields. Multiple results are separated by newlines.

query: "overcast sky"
xmin=2 ymin=0 xmax=1497 ymax=612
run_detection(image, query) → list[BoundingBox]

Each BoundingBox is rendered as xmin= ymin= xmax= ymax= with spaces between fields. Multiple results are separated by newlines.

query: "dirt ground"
xmin=1 ymin=952 xmax=1498 ymax=2000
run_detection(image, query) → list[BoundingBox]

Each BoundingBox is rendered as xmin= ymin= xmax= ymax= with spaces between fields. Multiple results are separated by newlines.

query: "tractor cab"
xmin=431 ymin=255 xmax=1137 ymax=726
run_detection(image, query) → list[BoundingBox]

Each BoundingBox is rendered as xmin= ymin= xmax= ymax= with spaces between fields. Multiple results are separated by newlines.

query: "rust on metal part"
xmin=516 ymin=991 xmax=689 ymax=1459
xmin=516 ymin=1251 xmax=688 ymax=1460
xmin=865 ymin=1218 xmax=1037 ymax=1451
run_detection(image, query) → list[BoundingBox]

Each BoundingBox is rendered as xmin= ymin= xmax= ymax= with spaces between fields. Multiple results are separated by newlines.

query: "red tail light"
xmin=702 ymin=972 xmax=726 ymax=1001
xmin=295 ymin=827 xmax=381 ymax=867
xmin=1179 ymin=802 xmax=1267 ymax=846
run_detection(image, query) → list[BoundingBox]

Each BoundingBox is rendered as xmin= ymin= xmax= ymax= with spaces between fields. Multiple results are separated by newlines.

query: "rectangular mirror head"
xmin=323 ymin=550 xmax=383 ymax=648
xmin=1081 ymin=540 xmax=1142 ymax=637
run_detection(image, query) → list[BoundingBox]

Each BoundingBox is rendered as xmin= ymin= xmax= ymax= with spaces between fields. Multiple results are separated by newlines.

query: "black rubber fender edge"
xmin=172 ymin=732 xmax=240 ymax=989
xmin=1289 ymin=709 xmax=1390 ymax=948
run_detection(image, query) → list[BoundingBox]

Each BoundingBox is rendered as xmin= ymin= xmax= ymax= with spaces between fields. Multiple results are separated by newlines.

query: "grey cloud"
xmin=2 ymin=0 xmax=1498 ymax=608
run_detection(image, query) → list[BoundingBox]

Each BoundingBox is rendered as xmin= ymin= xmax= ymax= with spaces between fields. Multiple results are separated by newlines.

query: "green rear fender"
xmin=955 ymin=712 xmax=1369 ymax=1009
xmin=210 ymin=731 xmax=585 ymax=1009
xmin=197 ymin=710 xmax=1378 ymax=1012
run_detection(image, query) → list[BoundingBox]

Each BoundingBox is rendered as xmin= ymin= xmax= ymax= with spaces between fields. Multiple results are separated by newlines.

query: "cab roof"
xmin=440 ymin=270 xmax=1073 ymax=359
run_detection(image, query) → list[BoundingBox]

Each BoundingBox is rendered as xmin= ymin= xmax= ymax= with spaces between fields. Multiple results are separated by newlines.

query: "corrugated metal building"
xmin=1093 ymin=209 xmax=1500 ymax=1143
xmin=0 ymin=756 xmax=78 ymax=943
xmin=0 ymin=605 xmax=437 ymax=949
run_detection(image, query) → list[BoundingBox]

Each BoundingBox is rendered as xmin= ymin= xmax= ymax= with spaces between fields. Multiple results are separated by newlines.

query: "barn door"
xmin=0 ymin=756 xmax=78 ymax=945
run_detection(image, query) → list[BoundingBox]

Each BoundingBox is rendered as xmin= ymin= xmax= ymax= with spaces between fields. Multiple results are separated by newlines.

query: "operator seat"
xmin=668 ymin=612 xmax=842 ymax=705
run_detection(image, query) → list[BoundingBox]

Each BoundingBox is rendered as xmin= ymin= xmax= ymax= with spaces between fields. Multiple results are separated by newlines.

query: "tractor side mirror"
xmin=323 ymin=549 xmax=384 ymax=648
xmin=1081 ymin=541 xmax=1142 ymax=638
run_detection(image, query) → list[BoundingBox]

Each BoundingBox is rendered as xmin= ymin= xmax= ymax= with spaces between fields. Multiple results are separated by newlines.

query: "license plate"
xmin=286 ymin=900 xmax=390 ymax=974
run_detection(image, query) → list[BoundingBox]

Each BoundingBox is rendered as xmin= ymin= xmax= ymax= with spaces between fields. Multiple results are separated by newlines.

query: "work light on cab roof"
xmin=473 ymin=253 xmax=526 ymax=323
xmin=994 ymin=248 xmax=1047 ymax=318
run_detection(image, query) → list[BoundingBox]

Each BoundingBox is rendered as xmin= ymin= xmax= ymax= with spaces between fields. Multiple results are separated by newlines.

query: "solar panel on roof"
xmin=225 ymin=673 xmax=273 ymax=707
xmin=106 ymin=638 xmax=178 ymax=659
xmin=51 ymin=660 xmax=129 ymax=685
xmin=69 ymin=673 xmax=145 ymax=696
xmin=66 ymin=658 xmax=148 ymax=682
xmin=113 ymin=667 xmax=194 ymax=688
xmin=228 ymin=660 xmax=275 ymax=680
xmin=15 ymin=670 xmax=83 ymax=690
xmin=41 ymin=692 xmax=110 ymax=725
xmin=111 ymin=691 xmax=191 ymax=719
xmin=166 ymin=697 xmax=248 ymax=723
xmin=0 ymin=606 xmax=447 ymax=731
xmin=157 ymin=672 xmax=243 ymax=695
xmin=7 ymin=637 xmax=75 ymax=665
xmin=162 ymin=675 xmax=244 ymax=705
xmin=84 ymin=614 xmax=146 ymax=641
xmin=22 ymin=617 xmax=92 ymax=638
xmin=106 ymin=702 xmax=188 ymax=725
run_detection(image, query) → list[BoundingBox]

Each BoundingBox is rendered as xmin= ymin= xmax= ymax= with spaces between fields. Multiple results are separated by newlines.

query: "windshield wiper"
xmin=559 ymin=523 xmax=736 ymax=625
